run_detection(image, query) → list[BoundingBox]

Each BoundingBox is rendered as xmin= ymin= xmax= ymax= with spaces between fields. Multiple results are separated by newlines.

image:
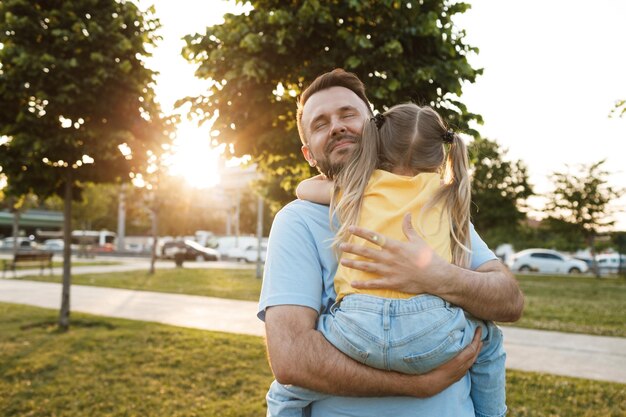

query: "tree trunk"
xmin=59 ymin=171 xmax=73 ymax=330
xmin=11 ymin=203 xmax=20 ymax=257
xmin=588 ymin=235 xmax=600 ymax=279
xmin=149 ymin=206 xmax=158 ymax=275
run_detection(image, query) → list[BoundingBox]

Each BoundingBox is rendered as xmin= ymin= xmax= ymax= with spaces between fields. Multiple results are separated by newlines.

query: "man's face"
xmin=300 ymin=86 xmax=370 ymax=179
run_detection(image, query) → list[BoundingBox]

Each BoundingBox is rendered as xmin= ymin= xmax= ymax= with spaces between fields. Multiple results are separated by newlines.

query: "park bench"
xmin=2 ymin=251 xmax=53 ymax=278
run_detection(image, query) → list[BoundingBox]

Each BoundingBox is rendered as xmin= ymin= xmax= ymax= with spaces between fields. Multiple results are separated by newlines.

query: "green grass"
xmin=18 ymin=268 xmax=263 ymax=301
xmin=1 ymin=303 xmax=624 ymax=417
xmin=513 ymin=274 xmax=626 ymax=337
xmin=0 ymin=302 xmax=270 ymax=417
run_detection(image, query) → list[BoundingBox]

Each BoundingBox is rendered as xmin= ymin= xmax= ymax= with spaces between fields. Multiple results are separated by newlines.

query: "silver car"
xmin=507 ymin=248 xmax=589 ymax=274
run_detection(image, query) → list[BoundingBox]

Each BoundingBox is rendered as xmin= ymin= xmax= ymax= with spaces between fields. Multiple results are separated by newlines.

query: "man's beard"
xmin=315 ymin=157 xmax=344 ymax=180
xmin=311 ymin=133 xmax=359 ymax=180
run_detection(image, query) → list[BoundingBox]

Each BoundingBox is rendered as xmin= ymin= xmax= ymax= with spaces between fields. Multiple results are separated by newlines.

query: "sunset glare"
xmin=166 ymin=122 xmax=221 ymax=189
xmin=138 ymin=0 xmax=252 ymax=189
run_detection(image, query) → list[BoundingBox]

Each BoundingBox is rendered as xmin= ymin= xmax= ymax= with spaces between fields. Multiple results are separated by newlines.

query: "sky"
xmin=139 ymin=0 xmax=626 ymax=229
xmin=454 ymin=0 xmax=626 ymax=229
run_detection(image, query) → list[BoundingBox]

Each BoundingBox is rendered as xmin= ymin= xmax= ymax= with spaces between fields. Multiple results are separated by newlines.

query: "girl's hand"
xmin=340 ymin=213 xmax=454 ymax=295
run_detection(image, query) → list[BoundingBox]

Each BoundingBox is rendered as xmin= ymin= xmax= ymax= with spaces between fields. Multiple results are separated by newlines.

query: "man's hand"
xmin=341 ymin=213 xmax=524 ymax=322
xmin=413 ymin=328 xmax=483 ymax=398
xmin=340 ymin=213 xmax=454 ymax=295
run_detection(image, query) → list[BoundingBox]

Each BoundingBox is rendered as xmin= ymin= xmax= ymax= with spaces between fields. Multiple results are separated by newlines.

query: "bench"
xmin=2 ymin=251 xmax=54 ymax=278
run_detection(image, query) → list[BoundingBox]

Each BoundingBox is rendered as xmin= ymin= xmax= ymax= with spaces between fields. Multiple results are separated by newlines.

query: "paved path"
xmin=1 ymin=279 xmax=625 ymax=384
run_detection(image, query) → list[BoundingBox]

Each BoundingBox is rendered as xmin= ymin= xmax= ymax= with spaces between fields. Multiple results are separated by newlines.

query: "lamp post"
xmin=220 ymin=163 xmax=264 ymax=275
xmin=256 ymin=195 xmax=264 ymax=279
xmin=117 ymin=183 xmax=126 ymax=252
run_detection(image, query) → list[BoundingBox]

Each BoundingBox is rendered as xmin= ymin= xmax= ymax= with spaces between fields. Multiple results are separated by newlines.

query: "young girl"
xmin=266 ymin=103 xmax=507 ymax=417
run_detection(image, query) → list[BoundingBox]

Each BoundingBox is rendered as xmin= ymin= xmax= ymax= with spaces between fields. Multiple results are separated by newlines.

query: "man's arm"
xmin=343 ymin=214 xmax=524 ymax=322
xmin=265 ymin=304 xmax=482 ymax=398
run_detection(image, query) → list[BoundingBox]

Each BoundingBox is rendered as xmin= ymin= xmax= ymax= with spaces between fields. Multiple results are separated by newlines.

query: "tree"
xmin=610 ymin=99 xmax=625 ymax=118
xmin=180 ymin=0 xmax=483 ymax=206
xmin=45 ymin=183 xmax=120 ymax=232
xmin=534 ymin=217 xmax=585 ymax=252
xmin=238 ymin=185 xmax=274 ymax=235
xmin=545 ymin=160 xmax=624 ymax=277
xmin=468 ymin=137 xmax=533 ymax=247
xmin=0 ymin=0 xmax=169 ymax=329
xmin=611 ymin=232 xmax=626 ymax=277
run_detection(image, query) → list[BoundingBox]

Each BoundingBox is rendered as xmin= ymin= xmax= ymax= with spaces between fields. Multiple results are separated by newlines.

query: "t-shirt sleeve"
xmin=257 ymin=205 xmax=324 ymax=321
xmin=469 ymin=223 xmax=498 ymax=270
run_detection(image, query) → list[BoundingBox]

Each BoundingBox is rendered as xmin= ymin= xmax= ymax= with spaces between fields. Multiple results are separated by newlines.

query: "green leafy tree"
xmin=151 ymin=175 xmax=224 ymax=236
xmin=0 ymin=0 xmax=169 ymax=329
xmin=44 ymin=182 xmax=120 ymax=232
xmin=546 ymin=160 xmax=624 ymax=276
xmin=238 ymin=186 xmax=274 ymax=236
xmin=468 ymin=137 xmax=533 ymax=247
xmin=180 ymin=0 xmax=483 ymax=206
xmin=534 ymin=217 xmax=585 ymax=252
xmin=501 ymin=219 xmax=575 ymax=253
xmin=610 ymin=99 xmax=625 ymax=118
xmin=611 ymin=232 xmax=626 ymax=277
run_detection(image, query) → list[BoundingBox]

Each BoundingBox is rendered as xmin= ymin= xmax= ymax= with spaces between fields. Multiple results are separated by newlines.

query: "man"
xmin=258 ymin=69 xmax=524 ymax=416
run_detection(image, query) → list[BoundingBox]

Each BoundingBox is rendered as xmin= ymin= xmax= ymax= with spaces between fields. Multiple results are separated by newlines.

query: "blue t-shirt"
xmin=258 ymin=200 xmax=497 ymax=417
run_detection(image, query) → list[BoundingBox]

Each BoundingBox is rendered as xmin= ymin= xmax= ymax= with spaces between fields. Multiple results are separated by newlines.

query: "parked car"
xmin=124 ymin=242 xmax=146 ymax=253
xmin=41 ymin=239 xmax=64 ymax=251
xmin=161 ymin=240 xmax=220 ymax=261
xmin=573 ymin=257 xmax=593 ymax=269
xmin=227 ymin=242 xmax=268 ymax=263
xmin=214 ymin=236 xmax=263 ymax=258
xmin=506 ymin=248 xmax=589 ymax=274
xmin=40 ymin=239 xmax=82 ymax=252
xmin=596 ymin=254 xmax=626 ymax=275
xmin=1 ymin=237 xmax=38 ymax=250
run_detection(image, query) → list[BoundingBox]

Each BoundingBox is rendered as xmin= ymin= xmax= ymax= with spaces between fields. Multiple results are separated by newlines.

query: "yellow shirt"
xmin=335 ymin=170 xmax=452 ymax=301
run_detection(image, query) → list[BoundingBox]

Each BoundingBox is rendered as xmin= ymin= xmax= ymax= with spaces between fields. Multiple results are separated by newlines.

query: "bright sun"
xmin=167 ymin=121 xmax=221 ymax=189
xmin=137 ymin=0 xmax=253 ymax=190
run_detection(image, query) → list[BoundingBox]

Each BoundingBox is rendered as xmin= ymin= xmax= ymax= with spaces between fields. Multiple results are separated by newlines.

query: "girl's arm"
xmin=296 ymin=175 xmax=334 ymax=205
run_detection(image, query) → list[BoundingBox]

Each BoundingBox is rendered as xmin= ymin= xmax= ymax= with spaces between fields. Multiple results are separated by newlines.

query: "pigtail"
xmin=414 ymin=107 xmax=471 ymax=268
xmin=441 ymin=132 xmax=472 ymax=268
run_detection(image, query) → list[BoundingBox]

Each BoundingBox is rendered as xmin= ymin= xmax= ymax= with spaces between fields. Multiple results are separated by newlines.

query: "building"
xmin=0 ymin=209 xmax=63 ymax=239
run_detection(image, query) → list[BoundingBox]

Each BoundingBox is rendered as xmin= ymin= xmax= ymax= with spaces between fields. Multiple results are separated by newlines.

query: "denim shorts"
xmin=318 ymin=293 xmax=483 ymax=374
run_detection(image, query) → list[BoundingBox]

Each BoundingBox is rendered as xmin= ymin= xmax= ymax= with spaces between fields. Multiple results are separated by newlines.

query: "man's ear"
xmin=301 ymin=145 xmax=317 ymax=167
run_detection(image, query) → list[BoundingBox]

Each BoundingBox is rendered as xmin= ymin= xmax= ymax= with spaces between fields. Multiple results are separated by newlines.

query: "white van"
xmin=227 ymin=242 xmax=268 ymax=263
xmin=596 ymin=254 xmax=626 ymax=275
xmin=215 ymin=236 xmax=267 ymax=260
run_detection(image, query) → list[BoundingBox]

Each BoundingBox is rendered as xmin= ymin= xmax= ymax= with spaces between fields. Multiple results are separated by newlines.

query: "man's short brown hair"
xmin=296 ymin=68 xmax=372 ymax=144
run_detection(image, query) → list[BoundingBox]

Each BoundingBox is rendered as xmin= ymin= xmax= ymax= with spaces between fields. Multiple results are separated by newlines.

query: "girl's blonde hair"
xmin=330 ymin=103 xmax=472 ymax=268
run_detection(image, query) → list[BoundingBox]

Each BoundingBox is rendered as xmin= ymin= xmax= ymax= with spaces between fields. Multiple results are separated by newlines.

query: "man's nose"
xmin=330 ymin=118 xmax=347 ymax=137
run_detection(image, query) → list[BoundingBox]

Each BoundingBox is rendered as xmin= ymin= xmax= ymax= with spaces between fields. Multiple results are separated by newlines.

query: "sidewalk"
xmin=1 ymin=279 xmax=625 ymax=384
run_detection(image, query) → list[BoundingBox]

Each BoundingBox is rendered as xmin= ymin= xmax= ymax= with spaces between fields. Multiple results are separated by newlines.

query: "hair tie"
xmin=442 ymin=129 xmax=454 ymax=144
xmin=373 ymin=113 xmax=385 ymax=129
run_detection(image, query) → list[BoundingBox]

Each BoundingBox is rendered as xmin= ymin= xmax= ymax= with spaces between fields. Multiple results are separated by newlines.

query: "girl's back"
xmin=334 ymin=170 xmax=451 ymax=301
